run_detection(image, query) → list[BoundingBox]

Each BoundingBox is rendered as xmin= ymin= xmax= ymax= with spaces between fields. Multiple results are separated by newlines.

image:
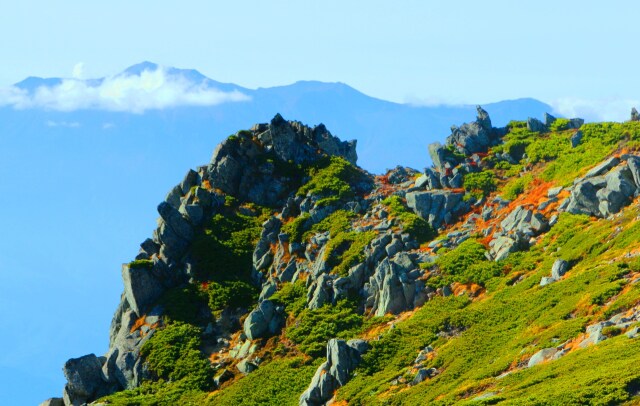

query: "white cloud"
xmin=550 ymin=97 xmax=640 ymax=122
xmin=0 ymin=65 xmax=251 ymax=113
xmin=102 ymin=122 xmax=115 ymax=129
xmin=46 ymin=120 xmax=80 ymax=128
xmin=72 ymin=62 xmax=85 ymax=79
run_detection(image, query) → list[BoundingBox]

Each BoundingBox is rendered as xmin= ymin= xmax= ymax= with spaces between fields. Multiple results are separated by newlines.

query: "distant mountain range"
xmin=3 ymin=61 xmax=553 ymax=173
xmin=0 ymin=62 xmax=557 ymax=404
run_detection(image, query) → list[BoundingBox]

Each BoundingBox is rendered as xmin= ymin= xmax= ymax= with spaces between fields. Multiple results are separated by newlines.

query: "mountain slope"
xmin=42 ymin=107 xmax=640 ymax=405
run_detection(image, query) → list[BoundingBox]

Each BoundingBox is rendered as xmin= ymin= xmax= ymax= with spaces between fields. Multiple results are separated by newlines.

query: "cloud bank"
xmin=0 ymin=66 xmax=250 ymax=113
xmin=550 ymin=97 xmax=640 ymax=122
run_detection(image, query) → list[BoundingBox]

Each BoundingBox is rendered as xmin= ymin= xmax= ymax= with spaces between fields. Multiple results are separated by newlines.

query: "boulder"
xmin=527 ymin=348 xmax=558 ymax=368
xmin=406 ymin=190 xmax=467 ymax=229
xmin=63 ymin=354 xmax=112 ymax=405
xmin=445 ymin=106 xmax=498 ymax=155
xmin=121 ymin=264 xmax=164 ymax=315
xmin=299 ymin=339 xmax=366 ymax=406
xmin=243 ymin=300 xmax=283 ymax=340
xmin=632 ymin=107 xmax=640 ymax=122
xmin=39 ymin=398 xmax=64 ymax=406
xmin=570 ymin=130 xmax=583 ymax=148
xmin=527 ymin=117 xmax=546 ymax=132
xmin=544 ymin=112 xmax=557 ymax=126
xmin=551 ymin=259 xmax=569 ymax=279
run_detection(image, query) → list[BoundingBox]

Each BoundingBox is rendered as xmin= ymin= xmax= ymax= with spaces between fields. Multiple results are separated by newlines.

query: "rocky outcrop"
xmin=299 ymin=339 xmax=368 ymax=406
xmin=488 ymin=206 xmax=549 ymax=261
xmin=631 ymin=107 xmax=640 ymax=122
xmin=207 ymin=114 xmax=357 ymax=208
xmin=243 ymin=300 xmax=284 ymax=340
xmin=540 ymin=259 xmax=569 ymax=286
xmin=563 ymin=156 xmax=639 ymax=218
xmin=406 ymin=190 xmax=468 ymax=229
xmin=446 ymin=106 xmax=500 ymax=156
xmin=62 ymin=354 xmax=116 ymax=406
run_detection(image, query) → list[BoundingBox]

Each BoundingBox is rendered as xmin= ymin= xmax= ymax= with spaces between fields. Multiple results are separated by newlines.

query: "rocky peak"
xmin=206 ymin=113 xmax=357 ymax=207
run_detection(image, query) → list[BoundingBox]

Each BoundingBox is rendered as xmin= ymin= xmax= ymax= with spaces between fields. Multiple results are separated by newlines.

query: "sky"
xmin=1 ymin=1 xmax=640 ymax=120
xmin=2 ymin=1 xmax=640 ymax=404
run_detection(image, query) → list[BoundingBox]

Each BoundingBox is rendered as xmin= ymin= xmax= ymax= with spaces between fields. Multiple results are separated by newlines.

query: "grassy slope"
xmin=102 ymin=121 xmax=640 ymax=405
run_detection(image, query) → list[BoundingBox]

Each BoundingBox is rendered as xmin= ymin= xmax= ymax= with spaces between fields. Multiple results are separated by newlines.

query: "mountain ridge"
xmin=42 ymin=106 xmax=640 ymax=405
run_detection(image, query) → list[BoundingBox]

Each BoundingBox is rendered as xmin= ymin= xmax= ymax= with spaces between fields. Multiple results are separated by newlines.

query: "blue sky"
xmin=1 ymin=1 xmax=640 ymax=119
xmin=2 ymin=1 xmax=640 ymax=404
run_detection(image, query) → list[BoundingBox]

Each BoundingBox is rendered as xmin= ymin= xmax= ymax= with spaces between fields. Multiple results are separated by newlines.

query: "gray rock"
xmin=570 ymin=130 xmax=583 ymax=148
xmin=259 ymin=279 xmax=277 ymax=302
xmin=406 ymin=190 xmax=467 ymax=229
xmin=584 ymin=157 xmax=620 ymax=179
xmin=237 ymin=359 xmax=258 ymax=375
xmin=579 ymin=322 xmax=607 ymax=348
xmin=632 ymin=107 xmax=640 ymax=122
xmin=547 ymin=186 xmax=563 ymax=198
xmin=347 ymin=339 xmax=369 ymax=354
xmin=626 ymin=326 xmax=640 ymax=338
xmin=527 ymin=347 xmax=558 ymax=367
xmin=214 ymin=368 xmax=234 ymax=387
xmin=243 ymin=300 xmax=282 ymax=340
xmin=626 ymin=156 xmax=640 ymax=188
xmin=385 ymin=238 xmax=404 ymax=258
xmin=39 ymin=398 xmax=64 ymax=406
xmin=527 ymin=117 xmax=546 ymax=132
xmin=551 ymin=259 xmax=569 ymax=279
xmin=307 ymin=274 xmax=334 ymax=309
xmin=544 ymin=112 xmax=557 ymax=126
xmin=540 ymin=276 xmax=556 ymax=287
xmin=446 ymin=106 xmax=496 ymax=155
xmin=299 ymin=339 xmax=365 ymax=406
xmin=164 ymin=185 xmax=183 ymax=210
xmin=63 ymin=354 xmax=111 ymax=405
xmin=179 ymin=169 xmax=199 ymax=195
xmin=411 ymin=368 xmax=431 ymax=385
xmin=121 ymin=264 xmax=164 ymax=315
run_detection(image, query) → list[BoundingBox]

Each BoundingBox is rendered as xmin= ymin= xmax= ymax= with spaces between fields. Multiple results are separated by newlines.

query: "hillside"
xmin=43 ymin=108 xmax=640 ymax=406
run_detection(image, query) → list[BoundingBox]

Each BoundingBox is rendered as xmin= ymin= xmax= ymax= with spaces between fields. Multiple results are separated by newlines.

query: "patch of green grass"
xmin=140 ymin=323 xmax=214 ymax=391
xmin=270 ymin=280 xmax=308 ymax=317
xmin=280 ymin=213 xmax=311 ymax=244
xmin=205 ymin=280 xmax=258 ymax=314
xmin=435 ymin=239 xmax=501 ymax=286
xmin=501 ymin=173 xmax=534 ymax=200
xmin=382 ymin=195 xmax=436 ymax=244
xmin=286 ymin=300 xmax=365 ymax=357
xmin=304 ymin=209 xmax=355 ymax=241
xmin=463 ymin=171 xmax=497 ymax=200
xmin=549 ymin=118 xmax=572 ymax=132
xmin=205 ymin=357 xmax=320 ymax=406
xmin=129 ymin=259 xmax=154 ymax=269
xmin=191 ymin=210 xmax=266 ymax=282
xmin=296 ymin=156 xmax=371 ymax=208
xmin=325 ymin=231 xmax=376 ymax=277
xmin=98 ymin=379 xmax=207 ymax=405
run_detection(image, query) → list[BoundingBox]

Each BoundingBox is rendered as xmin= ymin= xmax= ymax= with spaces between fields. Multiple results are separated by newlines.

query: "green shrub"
xmin=549 ymin=118 xmax=572 ymax=132
xmin=129 ymin=259 xmax=154 ymax=269
xmin=325 ymin=231 xmax=376 ymax=276
xmin=382 ymin=195 xmax=435 ymax=244
xmin=158 ymin=285 xmax=209 ymax=325
xmin=270 ymin=280 xmax=308 ymax=317
xmin=191 ymin=211 xmax=264 ymax=282
xmin=205 ymin=280 xmax=258 ymax=313
xmin=297 ymin=156 xmax=369 ymax=206
xmin=463 ymin=171 xmax=497 ymax=199
xmin=286 ymin=300 xmax=364 ymax=356
xmin=281 ymin=213 xmax=311 ymax=243
xmin=502 ymin=173 xmax=534 ymax=200
xmin=205 ymin=357 xmax=319 ymax=406
xmin=436 ymin=239 xmax=500 ymax=286
xmin=307 ymin=209 xmax=355 ymax=240
xmin=140 ymin=323 xmax=213 ymax=391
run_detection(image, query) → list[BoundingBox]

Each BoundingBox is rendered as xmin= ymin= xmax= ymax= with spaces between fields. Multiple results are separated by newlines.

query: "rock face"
xmin=243 ymin=300 xmax=284 ymax=340
xmin=62 ymin=354 xmax=114 ymax=405
xmin=446 ymin=106 xmax=498 ymax=155
xmin=488 ymin=206 xmax=549 ymax=261
xmin=406 ymin=190 xmax=468 ymax=229
xmin=563 ymin=156 xmax=639 ymax=218
xmin=207 ymin=114 xmax=357 ymax=207
xmin=299 ymin=339 xmax=368 ymax=406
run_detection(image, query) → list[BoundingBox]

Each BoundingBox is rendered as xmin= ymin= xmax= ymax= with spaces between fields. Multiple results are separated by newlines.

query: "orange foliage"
xmin=130 ymin=315 xmax=147 ymax=334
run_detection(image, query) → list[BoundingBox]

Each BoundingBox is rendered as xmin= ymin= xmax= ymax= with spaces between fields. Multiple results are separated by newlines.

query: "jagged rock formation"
xmin=299 ymin=339 xmax=368 ymax=406
xmin=48 ymin=108 xmax=640 ymax=406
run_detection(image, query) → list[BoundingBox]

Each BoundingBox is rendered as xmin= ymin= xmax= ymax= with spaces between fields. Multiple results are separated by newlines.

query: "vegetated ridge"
xmin=43 ymin=107 xmax=640 ymax=406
